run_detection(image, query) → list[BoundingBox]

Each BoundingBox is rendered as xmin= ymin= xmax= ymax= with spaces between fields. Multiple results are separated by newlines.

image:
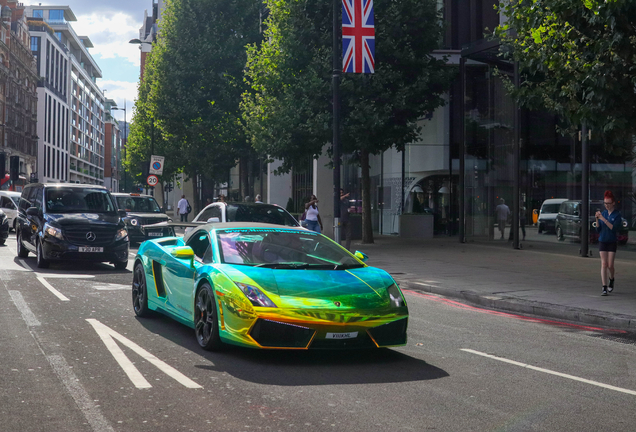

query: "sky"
xmin=35 ymin=0 xmax=153 ymax=124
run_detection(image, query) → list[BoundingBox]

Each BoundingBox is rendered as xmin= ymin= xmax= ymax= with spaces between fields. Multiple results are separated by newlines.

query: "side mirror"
xmin=170 ymin=246 xmax=195 ymax=260
xmin=118 ymin=210 xmax=127 ymax=217
xmin=207 ymin=217 xmax=220 ymax=223
xmin=26 ymin=207 xmax=39 ymax=216
xmin=354 ymin=251 xmax=369 ymax=262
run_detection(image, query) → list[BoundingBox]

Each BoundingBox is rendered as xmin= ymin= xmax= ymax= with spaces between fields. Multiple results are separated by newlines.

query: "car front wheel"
xmin=194 ymin=283 xmax=223 ymax=351
xmin=36 ymin=239 xmax=49 ymax=268
xmin=132 ymin=262 xmax=150 ymax=317
xmin=17 ymin=229 xmax=29 ymax=258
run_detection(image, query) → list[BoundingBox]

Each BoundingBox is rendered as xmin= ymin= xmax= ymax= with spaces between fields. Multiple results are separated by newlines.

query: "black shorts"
xmin=598 ymin=242 xmax=617 ymax=253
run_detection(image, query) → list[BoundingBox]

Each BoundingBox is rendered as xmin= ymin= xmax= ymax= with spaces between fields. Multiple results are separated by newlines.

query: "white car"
xmin=537 ymin=198 xmax=568 ymax=233
xmin=192 ymin=202 xmax=300 ymax=226
xmin=0 ymin=190 xmax=21 ymax=231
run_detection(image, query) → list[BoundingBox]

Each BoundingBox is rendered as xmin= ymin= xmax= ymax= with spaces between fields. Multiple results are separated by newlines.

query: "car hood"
xmin=126 ymin=212 xmax=169 ymax=219
xmin=221 ymin=265 xmax=395 ymax=309
xmin=46 ymin=213 xmax=122 ymax=226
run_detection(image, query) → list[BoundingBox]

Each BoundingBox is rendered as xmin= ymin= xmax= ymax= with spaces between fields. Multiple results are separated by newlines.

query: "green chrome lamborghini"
xmin=132 ymin=222 xmax=408 ymax=350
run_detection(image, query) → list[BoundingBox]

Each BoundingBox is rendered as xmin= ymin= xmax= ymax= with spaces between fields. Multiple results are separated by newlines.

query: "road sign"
xmin=146 ymin=174 xmax=158 ymax=187
xmin=149 ymin=155 xmax=165 ymax=175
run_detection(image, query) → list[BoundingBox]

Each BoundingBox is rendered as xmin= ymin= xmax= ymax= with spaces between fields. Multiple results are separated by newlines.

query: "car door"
xmin=20 ymin=186 xmax=40 ymax=252
xmin=162 ymin=230 xmax=212 ymax=321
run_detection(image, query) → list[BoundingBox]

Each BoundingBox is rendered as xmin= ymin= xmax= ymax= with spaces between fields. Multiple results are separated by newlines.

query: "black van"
xmin=16 ymin=184 xmax=129 ymax=269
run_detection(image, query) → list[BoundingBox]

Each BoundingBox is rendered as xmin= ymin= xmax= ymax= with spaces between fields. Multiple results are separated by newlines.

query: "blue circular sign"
xmin=152 ymin=161 xmax=161 ymax=170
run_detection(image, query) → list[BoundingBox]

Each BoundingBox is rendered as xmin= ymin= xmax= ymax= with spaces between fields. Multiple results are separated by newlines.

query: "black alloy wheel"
xmin=194 ymin=283 xmax=223 ymax=351
xmin=132 ymin=262 xmax=150 ymax=317
xmin=36 ymin=239 xmax=49 ymax=268
xmin=17 ymin=229 xmax=28 ymax=258
xmin=556 ymin=226 xmax=564 ymax=241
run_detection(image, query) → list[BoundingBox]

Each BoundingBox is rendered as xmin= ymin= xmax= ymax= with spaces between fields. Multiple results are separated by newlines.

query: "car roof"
xmin=28 ymin=183 xmax=109 ymax=190
xmin=111 ymin=193 xmax=154 ymax=198
xmin=0 ymin=191 xmax=20 ymax=196
xmin=183 ymin=222 xmax=307 ymax=242
xmin=541 ymin=198 xmax=568 ymax=205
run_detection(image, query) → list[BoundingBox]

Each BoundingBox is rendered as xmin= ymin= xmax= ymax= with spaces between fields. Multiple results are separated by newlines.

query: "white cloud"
xmin=98 ymin=80 xmax=139 ymax=120
xmin=72 ymin=12 xmax=142 ymax=67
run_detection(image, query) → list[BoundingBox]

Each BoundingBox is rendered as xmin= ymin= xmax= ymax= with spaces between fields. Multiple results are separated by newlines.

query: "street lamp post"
xmin=111 ymin=103 xmax=127 ymax=192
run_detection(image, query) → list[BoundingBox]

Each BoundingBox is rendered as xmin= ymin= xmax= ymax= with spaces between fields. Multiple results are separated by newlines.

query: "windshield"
xmin=226 ymin=204 xmax=298 ymax=226
xmin=46 ymin=188 xmax=116 ymax=213
xmin=541 ymin=204 xmax=561 ymax=214
xmin=116 ymin=196 xmax=162 ymax=213
xmin=216 ymin=229 xmax=362 ymax=268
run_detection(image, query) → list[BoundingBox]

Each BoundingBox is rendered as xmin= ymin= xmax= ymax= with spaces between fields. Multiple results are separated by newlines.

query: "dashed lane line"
xmin=8 ymin=290 xmax=41 ymax=326
xmin=461 ymin=348 xmax=636 ymax=396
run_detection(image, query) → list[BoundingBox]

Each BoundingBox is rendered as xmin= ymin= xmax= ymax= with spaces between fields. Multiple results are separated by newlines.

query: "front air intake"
xmin=367 ymin=318 xmax=408 ymax=347
xmin=250 ymin=319 xmax=315 ymax=348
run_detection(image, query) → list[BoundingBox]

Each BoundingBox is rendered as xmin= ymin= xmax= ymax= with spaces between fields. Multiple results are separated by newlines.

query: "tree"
xmin=495 ymin=0 xmax=636 ymax=139
xmin=242 ymin=0 xmax=454 ymax=243
xmin=126 ymin=0 xmax=263 ymax=206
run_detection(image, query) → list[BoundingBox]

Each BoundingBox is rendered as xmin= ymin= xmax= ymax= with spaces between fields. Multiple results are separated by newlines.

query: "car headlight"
xmin=44 ymin=223 xmax=64 ymax=240
xmin=623 ymin=220 xmax=628 ymax=228
xmin=387 ymin=283 xmax=406 ymax=308
xmin=235 ymin=282 xmax=277 ymax=308
xmin=130 ymin=218 xmax=139 ymax=226
xmin=115 ymin=228 xmax=128 ymax=241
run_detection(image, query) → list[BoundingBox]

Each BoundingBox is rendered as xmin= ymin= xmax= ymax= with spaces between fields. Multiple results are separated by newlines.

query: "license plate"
xmin=79 ymin=246 xmax=103 ymax=253
xmin=148 ymin=232 xmax=163 ymax=237
xmin=325 ymin=332 xmax=358 ymax=339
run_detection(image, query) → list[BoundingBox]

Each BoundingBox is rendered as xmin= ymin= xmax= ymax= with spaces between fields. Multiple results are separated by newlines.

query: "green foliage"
xmin=495 ymin=0 xmax=636 ymax=139
xmin=242 ymin=0 xmax=455 ymax=173
xmin=126 ymin=0 xmax=263 ymax=186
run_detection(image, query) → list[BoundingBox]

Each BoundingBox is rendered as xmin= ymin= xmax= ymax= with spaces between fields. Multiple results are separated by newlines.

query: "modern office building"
xmin=0 ymin=0 xmax=38 ymax=189
xmin=104 ymin=99 xmax=121 ymax=192
xmin=26 ymin=4 xmax=105 ymax=185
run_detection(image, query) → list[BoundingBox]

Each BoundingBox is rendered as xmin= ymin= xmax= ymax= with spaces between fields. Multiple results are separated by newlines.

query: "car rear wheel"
xmin=194 ymin=283 xmax=223 ymax=351
xmin=36 ymin=239 xmax=49 ymax=268
xmin=556 ymin=226 xmax=564 ymax=241
xmin=17 ymin=230 xmax=28 ymax=258
xmin=132 ymin=262 xmax=150 ymax=317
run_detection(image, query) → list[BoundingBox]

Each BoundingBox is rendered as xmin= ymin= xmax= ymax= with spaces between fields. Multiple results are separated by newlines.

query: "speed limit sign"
xmin=146 ymin=174 xmax=159 ymax=187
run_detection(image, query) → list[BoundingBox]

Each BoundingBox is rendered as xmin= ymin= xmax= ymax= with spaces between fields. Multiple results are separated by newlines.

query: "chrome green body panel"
xmin=135 ymin=225 xmax=408 ymax=349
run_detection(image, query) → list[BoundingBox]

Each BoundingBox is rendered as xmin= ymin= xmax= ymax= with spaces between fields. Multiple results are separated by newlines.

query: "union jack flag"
xmin=342 ymin=0 xmax=375 ymax=74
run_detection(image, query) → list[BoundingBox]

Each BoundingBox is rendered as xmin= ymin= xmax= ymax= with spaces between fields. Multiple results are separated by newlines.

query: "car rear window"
xmin=541 ymin=204 xmax=561 ymax=214
xmin=225 ymin=204 xmax=299 ymax=226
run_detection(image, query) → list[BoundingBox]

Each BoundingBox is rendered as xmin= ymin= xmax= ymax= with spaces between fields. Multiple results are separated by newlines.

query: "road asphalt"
xmin=352 ymin=227 xmax=636 ymax=331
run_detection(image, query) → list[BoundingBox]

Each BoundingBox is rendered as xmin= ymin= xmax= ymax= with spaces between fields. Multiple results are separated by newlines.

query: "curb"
xmin=395 ymin=279 xmax=636 ymax=331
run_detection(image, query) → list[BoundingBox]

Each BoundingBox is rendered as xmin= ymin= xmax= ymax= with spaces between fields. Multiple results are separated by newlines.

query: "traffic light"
xmin=9 ymin=156 xmax=19 ymax=181
xmin=0 ymin=152 xmax=5 ymax=179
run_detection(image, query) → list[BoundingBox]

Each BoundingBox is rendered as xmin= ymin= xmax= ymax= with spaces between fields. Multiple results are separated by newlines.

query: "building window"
xmin=48 ymin=9 xmax=64 ymax=22
xmin=55 ymin=32 xmax=62 ymax=41
xmin=33 ymin=9 xmax=43 ymax=18
xmin=30 ymin=36 xmax=39 ymax=53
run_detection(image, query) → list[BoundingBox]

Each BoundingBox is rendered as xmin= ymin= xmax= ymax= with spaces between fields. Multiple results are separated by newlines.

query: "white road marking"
xmin=411 ymin=281 xmax=441 ymax=288
xmin=37 ymin=274 xmax=95 ymax=279
xmin=47 ymin=354 xmax=115 ymax=432
xmin=461 ymin=348 xmax=636 ymax=396
xmin=36 ymin=277 xmax=70 ymax=301
xmin=92 ymin=283 xmax=129 ymax=291
xmin=86 ymin=319 xmax=203 ymax=389
xmin=8 ymin=290 xmax=41 ymax=327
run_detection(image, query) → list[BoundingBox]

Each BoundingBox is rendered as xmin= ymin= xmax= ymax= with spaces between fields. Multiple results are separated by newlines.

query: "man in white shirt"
xmin=177 ymin=195 xmax=189 ymax=222
xmin=495 ymin=198 xmax=510 ymax=239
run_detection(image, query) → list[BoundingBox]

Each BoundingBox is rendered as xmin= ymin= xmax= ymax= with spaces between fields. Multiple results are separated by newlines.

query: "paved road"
xmin=1 ymin=233 xmax=636 ymax=431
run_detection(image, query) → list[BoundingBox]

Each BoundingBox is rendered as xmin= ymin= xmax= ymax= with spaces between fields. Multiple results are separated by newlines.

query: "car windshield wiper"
xmin=333 ymin=263 xmax=365 ymax=270
xmin=254 ymin=262 xmax=311 ymax=269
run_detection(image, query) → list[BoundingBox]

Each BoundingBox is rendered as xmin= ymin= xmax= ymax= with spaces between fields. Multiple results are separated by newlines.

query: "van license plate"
xmin=148 ymin=232 xmax=163 ymax=237
xmin=79 ymin=247 xmax=103 ymax=253
xmin=326 ymin=332 xmax=358 ymax=339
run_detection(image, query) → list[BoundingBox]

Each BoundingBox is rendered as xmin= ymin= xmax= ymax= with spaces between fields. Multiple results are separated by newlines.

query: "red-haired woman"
xmin=595 ymin=190 xmax=622 ymax=296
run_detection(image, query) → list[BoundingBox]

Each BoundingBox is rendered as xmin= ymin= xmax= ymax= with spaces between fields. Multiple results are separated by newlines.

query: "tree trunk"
xmin=360 ymin=148 xmax=374 ymax=244
xmin=240 ymin=156 xmax=249 ymax=200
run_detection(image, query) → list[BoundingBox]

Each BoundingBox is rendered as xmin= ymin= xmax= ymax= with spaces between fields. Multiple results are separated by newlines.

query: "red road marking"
xmin=403 ymin=289 xmax=626 ymax=334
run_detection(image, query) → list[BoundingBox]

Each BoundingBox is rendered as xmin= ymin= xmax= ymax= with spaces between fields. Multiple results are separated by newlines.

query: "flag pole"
xmin=332 ymin=0 xmax=342 ymax=243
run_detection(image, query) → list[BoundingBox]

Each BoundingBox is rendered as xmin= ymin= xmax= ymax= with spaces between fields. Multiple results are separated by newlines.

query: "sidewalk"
xmin=352 ymin=230 xmax=636 ymax=331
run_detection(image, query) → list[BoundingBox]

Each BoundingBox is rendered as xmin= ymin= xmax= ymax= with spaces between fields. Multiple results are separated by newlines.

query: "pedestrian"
xmin=255 ymin=194 xmax=262 ymax=203
xmin=595 ymin=190 xmax=622 ymax=296
xmin=495 ymin=198 xmax=510 ymax=239
xmin=304 ymin=194 xmax=323 ymax=233
xmin=177 ymin=194 xmax=189 ymax=222
xmin=339 ymin=189 xmax=352 ymax=251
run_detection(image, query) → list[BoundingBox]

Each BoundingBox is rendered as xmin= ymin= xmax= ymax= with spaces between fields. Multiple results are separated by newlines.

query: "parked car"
xmin=537 ymin=198 xmax=568 ymax=233
xmin=0 ymin=190 xmax=21 ymax=231
xmin=112 ymin=193 xmax=171 ymax=243
xmin=132 ymin=222 xmax=408 ymax=350
xmin=555 ymin=199 xmax=628 ymax=244
xmin=192 ymin=202 xmax=300 ymax=227
xmin=16 ymin=184 xmax=129 ymax=269
xmin=0 ymin=208 xmax=8 ymax=245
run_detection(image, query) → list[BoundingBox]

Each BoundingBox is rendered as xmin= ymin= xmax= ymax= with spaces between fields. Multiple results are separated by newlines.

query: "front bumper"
xmin=42 ymin=237 xmax=129 ymax=263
